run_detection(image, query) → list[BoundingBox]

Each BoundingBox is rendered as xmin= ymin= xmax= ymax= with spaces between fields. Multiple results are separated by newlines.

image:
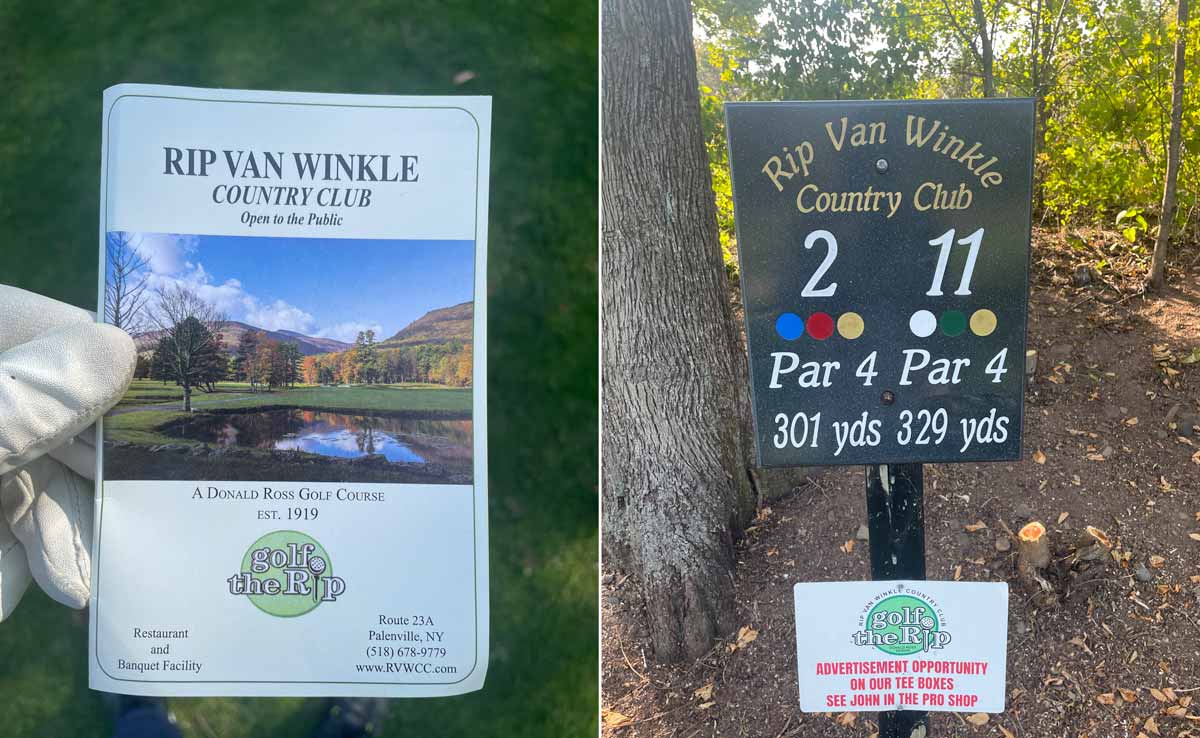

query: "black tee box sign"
xmin=726 ymin=99 xmax=1034 ymax=467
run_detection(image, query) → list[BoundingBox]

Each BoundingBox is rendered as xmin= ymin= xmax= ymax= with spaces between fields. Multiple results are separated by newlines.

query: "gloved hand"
xmin=0 ymin=285 xmax=135 ymax=620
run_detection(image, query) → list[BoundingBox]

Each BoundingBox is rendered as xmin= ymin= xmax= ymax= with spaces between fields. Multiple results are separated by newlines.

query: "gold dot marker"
xmin=837 ymin=312 xmax=865 ymax=340
xmin=970 ymin=309 xmax=997 ymax=336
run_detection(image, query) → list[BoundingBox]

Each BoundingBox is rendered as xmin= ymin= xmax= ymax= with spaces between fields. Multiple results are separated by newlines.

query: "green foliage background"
xmin=0 ymin=1 xmax=597 ymax=736
xmin=694 ymin=0 xmax=1199 ymax=272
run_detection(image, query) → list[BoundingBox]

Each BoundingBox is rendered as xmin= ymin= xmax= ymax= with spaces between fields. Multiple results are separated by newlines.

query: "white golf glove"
xmin=0 ymin=285 xmax=135 ymax=619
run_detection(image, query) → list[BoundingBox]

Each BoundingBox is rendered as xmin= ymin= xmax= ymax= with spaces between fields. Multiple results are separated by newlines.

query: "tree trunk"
xmin=601 ymin=0 xmax=756 ymax=661
xmin=972 ymin=0 xmax=996 ymax=97
xmin=1150 ymin=0 xmax=1188 ymax=289
xmin=183 ymin=383 xmax=192 ymax=412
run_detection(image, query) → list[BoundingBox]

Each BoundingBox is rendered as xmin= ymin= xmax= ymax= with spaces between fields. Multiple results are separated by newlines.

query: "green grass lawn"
xmin=104 ymin=409 xmax=191 ymax=446
xmin=118 ymin=380 xmax=458 ymax=409
xmin=0 ymin=0 xmax=598 ymax=735
xmin=211 ymin=385 xmax=472 ymax=413
xmin=115 ymin=380 xmax=254 ymax=407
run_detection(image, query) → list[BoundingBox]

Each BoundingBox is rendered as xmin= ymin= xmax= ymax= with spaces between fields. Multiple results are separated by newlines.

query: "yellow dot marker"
xmin=970 ymin=309 xmax=997 ymax=336
xmin=837 ymin=312 xmax=865 ymax=340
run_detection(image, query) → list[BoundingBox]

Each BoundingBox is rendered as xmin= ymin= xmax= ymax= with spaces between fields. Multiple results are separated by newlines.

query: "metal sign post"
xmin=866 ymin=463 xmax=927 ymax=737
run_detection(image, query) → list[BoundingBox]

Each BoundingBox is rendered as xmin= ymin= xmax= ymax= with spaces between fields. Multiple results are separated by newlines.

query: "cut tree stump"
xmin=1016 ymin=521 xmax=1056 ymax=608
xmin=1017 ymin=521 xmax=1050 ymax=576
xmin=1065 ymin=526 xmax=1112 ymax=602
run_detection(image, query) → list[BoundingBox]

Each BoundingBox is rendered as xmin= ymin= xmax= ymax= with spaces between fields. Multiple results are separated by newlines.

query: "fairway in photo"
xmin=102 ymin=231 xmax=475 ymax=484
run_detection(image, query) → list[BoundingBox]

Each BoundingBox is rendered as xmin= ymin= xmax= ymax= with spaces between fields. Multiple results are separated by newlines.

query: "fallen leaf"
xmin=694 ymin=683 xmax=714 ymax=701
xmin=728 ymin=625 xmax=758 ymax=653
xmin=841 ymin=539 xmax=855 ymax=554
xmin=1096 ymin=692 xmax=1116 ymax=705
xmin=966 ymin=712 xmax=989 ymax=726
xmin=835 ymin=711 xmax=856 ymax=726
xmin=1119 ymin=687 xmax=1138 ymax=702
xmin=1189 ymin=533 xmax=1200 ymax=542
xmin=1058 ymin=511 xmax=1070 ymax=524
xmin=1145 ymin=714 xmax=1161 ymax=735
xmin=1192 ymin=450 xmax=1200 ymax=465
xmin=966 ymin=521 xmax=989 ymax=532
xmin=1150 ymin=555 xmax=1166 ymax=568
xmin=1150 ymin=687 xmax=1168 ymax=702
xmin=1068 ymin=635 xmax=1094 ymax=656
xmin=602 ymin=709 xmax=631 ymax=727
xmin=1163 ymin=687 xmax=1177 ymax=701
xmin=1033 ymin=449 xmax=1047 ymax=464
xmin=1125 ymin=417 xmax=1140 ymax=426
xmin=698 ymin=701 xmax=715 ymax=710
xmin=999 ymin=726 xmax=1017 ymax=738
xmin=954 ymin=564 xmax=962 ymax=581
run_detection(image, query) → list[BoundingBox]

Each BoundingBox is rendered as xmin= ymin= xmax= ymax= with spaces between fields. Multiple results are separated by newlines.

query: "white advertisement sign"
xmin=794 ymin=580 xmax=1008 ymax=713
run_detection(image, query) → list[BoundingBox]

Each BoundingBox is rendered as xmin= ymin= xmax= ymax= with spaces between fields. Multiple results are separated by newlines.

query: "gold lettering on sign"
xmin=904 ymin=116 xmax=1004 ymax=188
xmin=796 ymin=184 xmax=903 ymax=219
xmin=913 ymin=182 xmax=974 ymax=211
xmin=761 ymin=142 xmax=815 ymax=192
xmin=824 ymin=117 xmax=887 ymax=152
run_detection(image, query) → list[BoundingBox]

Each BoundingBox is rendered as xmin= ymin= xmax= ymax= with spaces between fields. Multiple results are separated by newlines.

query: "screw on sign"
xmin=726 ymin=99 xmax=1033 ymax=737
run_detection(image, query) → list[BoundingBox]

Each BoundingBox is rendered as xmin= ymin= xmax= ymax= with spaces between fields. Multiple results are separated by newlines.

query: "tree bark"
xmin=1150 ymin=0 xmax=1188 ymax=289
xmin=971 ymin=0 xmax=996 ymax=97
xmin=601 ymin=0 xmax=756 ymax=661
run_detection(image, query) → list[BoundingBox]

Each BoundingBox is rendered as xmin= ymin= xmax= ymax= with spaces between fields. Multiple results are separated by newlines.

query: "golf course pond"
xmin=163 ymin=409 xmax=472 ymax=466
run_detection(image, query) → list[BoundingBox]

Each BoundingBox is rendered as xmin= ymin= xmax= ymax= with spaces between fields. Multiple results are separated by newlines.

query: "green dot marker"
xmin=939 ymin=309 xmax=967 ymax=337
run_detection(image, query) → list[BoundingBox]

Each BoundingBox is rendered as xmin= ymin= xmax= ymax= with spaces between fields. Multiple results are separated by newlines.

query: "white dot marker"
xmin=909 ymin=310 xmax=936 ymax=338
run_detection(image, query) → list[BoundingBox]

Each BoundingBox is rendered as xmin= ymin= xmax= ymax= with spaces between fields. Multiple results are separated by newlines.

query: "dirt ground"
xmin=602 ymin=230 xmax=1200 ymax=738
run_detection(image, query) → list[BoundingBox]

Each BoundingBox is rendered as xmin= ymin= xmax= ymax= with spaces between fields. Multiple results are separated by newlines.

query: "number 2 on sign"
xmin=927 ymin=227 xmax=984 ymax=296
xmin=801 ymin=230 xmax=838 ymax=297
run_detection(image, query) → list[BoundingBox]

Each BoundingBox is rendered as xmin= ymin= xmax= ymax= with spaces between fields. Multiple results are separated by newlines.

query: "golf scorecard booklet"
xmin=90 ymin=84 xmax=490 ymax=697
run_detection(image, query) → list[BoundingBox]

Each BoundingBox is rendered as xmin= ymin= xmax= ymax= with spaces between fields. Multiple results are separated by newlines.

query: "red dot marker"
xmin=806 ymin=312 xmax=834 ymax=340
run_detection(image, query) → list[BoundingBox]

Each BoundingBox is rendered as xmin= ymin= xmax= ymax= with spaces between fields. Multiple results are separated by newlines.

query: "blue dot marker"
xmin=776 ymin=312 xmax=805 ymax=340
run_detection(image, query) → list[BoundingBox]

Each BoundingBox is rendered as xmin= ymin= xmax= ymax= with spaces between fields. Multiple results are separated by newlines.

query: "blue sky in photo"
xmin=115 ymin=232 xmax=474 ymax=342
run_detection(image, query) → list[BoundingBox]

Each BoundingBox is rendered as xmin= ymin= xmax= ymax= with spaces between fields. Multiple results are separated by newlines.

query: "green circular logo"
xmin=865 ymin=594 xmax=939 ymax=655
xmin=240 ymin=530 xmax=333 ymax=617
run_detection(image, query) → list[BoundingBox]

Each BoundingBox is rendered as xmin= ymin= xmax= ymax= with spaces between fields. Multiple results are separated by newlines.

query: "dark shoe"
xmin=312 ymin=698 xmax=391 ymax=738
xmin=106 ymin=693 xmax=182 ymax=738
